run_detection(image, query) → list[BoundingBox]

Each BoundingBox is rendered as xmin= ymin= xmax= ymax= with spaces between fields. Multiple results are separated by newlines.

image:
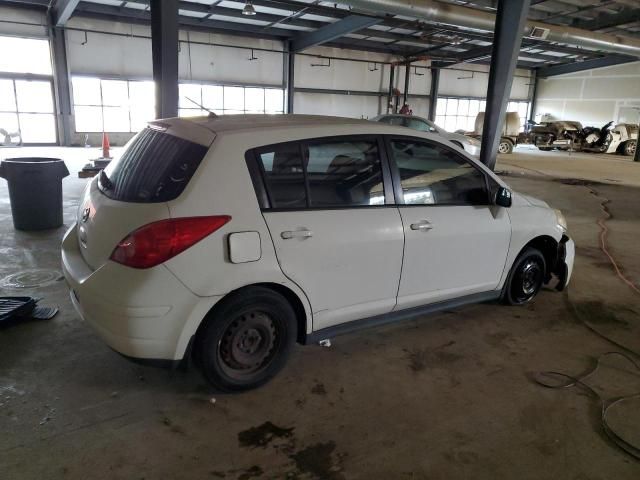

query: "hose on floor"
xmin=584 ymin=185 xmax=640 ymax=295
xmin=497 ymin=165 xmax=640 ymax=459
xmin=534 ymin=352 xmax=640 ymax=461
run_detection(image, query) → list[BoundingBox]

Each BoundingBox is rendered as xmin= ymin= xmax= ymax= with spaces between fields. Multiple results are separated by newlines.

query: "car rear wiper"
xmin=99 ymin=170 xmax=114 ymax=190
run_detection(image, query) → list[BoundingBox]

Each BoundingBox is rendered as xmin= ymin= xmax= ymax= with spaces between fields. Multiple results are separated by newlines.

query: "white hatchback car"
xmin=62 ymin=115 xmax=574 ymax=392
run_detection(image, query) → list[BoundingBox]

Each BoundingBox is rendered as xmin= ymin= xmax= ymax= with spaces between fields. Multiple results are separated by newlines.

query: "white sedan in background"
xmin=372 ymin=114 xmax=481 ymax=156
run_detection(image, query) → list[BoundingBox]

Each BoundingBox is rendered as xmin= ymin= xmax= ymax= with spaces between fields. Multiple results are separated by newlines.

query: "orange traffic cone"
xmin=101 ymin=132 xmax=111 ymax=159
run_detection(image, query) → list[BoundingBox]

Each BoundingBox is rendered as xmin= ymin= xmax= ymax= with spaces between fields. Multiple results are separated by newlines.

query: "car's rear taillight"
xmin=110 ymin=216 xmax=231 ymax=269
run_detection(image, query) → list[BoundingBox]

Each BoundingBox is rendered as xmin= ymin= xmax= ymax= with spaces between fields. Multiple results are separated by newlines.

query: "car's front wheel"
xmin=196 ymin=287 xmax=297 ymax=392
xmin=502 ymin=247 xmax=546 ymax=305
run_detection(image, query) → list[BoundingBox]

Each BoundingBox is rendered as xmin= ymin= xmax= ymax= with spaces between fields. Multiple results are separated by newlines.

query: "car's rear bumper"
xmin=62 ymin=223 xmax=220 ymax=362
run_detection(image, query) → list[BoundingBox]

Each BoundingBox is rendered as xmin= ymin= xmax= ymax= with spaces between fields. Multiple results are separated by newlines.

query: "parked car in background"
xmin=466 ymin=112 xmax=522 ymax=154
xmin=517 ymin=120 xmax=583 ymax=151
xmin=62 ymin=115 xmax=574 ymax=392
xmin=518 ymin=121 xmax=637 ymax=155
xmin=371 ymin=114 xmax=482 ymax=156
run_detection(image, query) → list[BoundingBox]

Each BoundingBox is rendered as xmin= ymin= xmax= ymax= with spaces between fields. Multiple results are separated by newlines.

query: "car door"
xmin=251 ymin=136 xmax=404 ymax=331
xmin=386 ymin=136 xmax=511 ymax=310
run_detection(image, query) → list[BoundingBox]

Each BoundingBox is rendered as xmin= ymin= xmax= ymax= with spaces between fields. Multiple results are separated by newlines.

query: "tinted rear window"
xmin=99 ymin=127 xmax=208 ymax=203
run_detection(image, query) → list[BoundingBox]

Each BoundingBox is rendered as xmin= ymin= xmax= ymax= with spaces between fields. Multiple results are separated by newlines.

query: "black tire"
xmin=498 ymin=139 xmax=513 ymax=154
xmin=502 ymin=247 xmax=546 ymax=306
xmin=538 ymin=147 xmax=553 ymax=151
xmin=623 ymin=140 xmax=637 ymax=157
xmin=196 ymin=287 xmax=297 ymax=392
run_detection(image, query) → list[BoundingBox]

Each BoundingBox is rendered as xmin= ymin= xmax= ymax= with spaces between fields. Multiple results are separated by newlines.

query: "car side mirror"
xmin=495 ymin=187 xmax=512 ymax=208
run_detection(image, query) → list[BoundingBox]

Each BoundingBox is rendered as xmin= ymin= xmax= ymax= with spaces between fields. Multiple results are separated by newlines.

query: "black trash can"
xmin=0 ymin=157 xmax=70 ymax=231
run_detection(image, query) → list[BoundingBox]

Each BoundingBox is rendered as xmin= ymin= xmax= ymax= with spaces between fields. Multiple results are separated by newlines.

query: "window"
xmin=258 ymin=144 xmax=306 ymax=209
xmin=0 ymin=78 xmax=56 ymax=143
xmin=507 ymin=101 xmax=531 ymax=132
xmin=100 ymin=127 xmax=208 ymax=203
xmin=389 ymin=139 xmax=488 ymax=206
xmin=72 ymin=77 xmax=155 ymax=133
xmin=179 ymin=83 xmax=285 ymax=117
xmin=435 ymin=97 xmax=530 ymax=133
xmin=0 ymin=36 xmax=52 ymax=75
xmin=255 ymin=138 xmax=385 ymax=209
xmin=306 ymin=140 xmax=384 ymax=207
xmin=435 ymin=97 xmax=485 ymax=133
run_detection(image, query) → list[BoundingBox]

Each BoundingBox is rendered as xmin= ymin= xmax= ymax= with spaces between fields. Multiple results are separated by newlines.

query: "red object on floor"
xmin=102 ymin=132 xmax=111 ymax=158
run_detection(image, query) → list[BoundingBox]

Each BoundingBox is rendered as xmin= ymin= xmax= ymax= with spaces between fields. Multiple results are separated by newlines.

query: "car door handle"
xmin=410 ymin=221 xmax=433 ymax=231
xmin=281 ymin=229 xmax=313 ymax=240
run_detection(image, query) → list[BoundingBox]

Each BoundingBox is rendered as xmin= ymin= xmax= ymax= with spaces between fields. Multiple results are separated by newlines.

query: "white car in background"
xmin=62 ymin=115 xmax=574 ymax=392
xmin=372 ymin=114 xmax=482 ymax=156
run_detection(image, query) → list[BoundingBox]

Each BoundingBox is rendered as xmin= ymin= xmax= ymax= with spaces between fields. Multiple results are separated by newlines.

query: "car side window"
xmin=257 ymin=143 xmax=307 ymax=209
xmin=389 ymin=139 xmax=488 ymax=206
xmin=306 ymin=140 xmax=384 ymax=207
xmin=405 ymin=118 xmax=435 ymax=133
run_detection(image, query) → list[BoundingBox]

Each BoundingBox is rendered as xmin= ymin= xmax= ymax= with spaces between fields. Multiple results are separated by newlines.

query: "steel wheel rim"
xmin=498 ymin=142 xmax=509 ymax=154
xmin=218 ymin=311 xmax=278 ymax=379
xmin=511 ymin=258 xmax=544 ymax=303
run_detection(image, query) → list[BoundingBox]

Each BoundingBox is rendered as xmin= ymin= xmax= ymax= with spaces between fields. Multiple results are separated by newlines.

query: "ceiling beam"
xmin=52 ymin=0 xmax=81 ymax=26
xmin=72 ymin=3 xmax=414 ymax=56
xmin=568 ymin=8 xmax=640 ymax=31
xmin=74 ymin=3 xmax=289 ymax=40
xmin=291 ymin=14 xmax=382 ymax=52
xmin=537 ymin=54 xmax=637 ymax=77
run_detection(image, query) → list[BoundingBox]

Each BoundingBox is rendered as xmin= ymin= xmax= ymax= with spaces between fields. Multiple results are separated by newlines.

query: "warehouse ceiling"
xmin=3 ymin=0 xmax=640 ymax=71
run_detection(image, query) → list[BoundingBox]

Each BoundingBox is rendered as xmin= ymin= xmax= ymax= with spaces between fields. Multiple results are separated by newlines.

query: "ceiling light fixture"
xmin=242 ymin=1 xmax=257 ymax=15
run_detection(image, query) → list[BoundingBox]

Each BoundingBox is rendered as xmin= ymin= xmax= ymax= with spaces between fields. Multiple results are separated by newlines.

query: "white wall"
xmin=0 ymin=7 xmax=47 ymax=37
xmin=293 ymin=46 xmax=433 ymax=119
xmin=535 ymin=61 xmax=640 ymax=127
xmin=66 ymin=18 xmax=284 ymax=85
xmin=438 ymin=63 xmax=531 ymax=100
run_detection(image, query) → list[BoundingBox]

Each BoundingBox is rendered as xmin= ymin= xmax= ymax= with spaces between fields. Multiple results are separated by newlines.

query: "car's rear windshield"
xmin=98 ymin=127 xmax=209 ymax=203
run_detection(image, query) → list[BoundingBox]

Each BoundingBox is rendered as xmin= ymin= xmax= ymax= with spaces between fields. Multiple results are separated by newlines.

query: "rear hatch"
xmin=76 ymin=120 xmax=215 ymax=270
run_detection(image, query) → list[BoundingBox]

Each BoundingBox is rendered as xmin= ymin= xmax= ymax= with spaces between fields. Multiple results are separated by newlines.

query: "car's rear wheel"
xmin=502 ymin=247 xmax=546 ymax=305
xmin=196 ymin=287 xmax=297 ymax=392
xmin=498 ymin=139 xmax=513 ymax=154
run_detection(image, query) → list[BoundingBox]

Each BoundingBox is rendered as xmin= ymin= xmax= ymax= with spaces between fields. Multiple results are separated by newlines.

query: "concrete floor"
xmin=1 ymin=146 xmax=639 ymax=479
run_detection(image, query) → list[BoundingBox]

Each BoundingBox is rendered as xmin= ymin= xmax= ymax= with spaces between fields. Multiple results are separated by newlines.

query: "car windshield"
xmin=99 ymin=127 xmax=208 ymax=203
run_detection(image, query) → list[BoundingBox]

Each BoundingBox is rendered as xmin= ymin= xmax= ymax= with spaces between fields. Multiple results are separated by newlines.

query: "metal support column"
xmin=49 ymin=26 xmax=72 ymax=146
xmin=151 ymin=0 xmax=179 ymax=119
xmin=428 ymin=67 xmax=440 ymax=122
xmin=403 ymin=62 xmax=410 ymax=106
xmin=634 ymin=124 xmax=640 ymax=162
xmin=479 ymin=0 xmax=531 ymax=170
xmin=285 ymin=41 xmax=295 ymax=114
xmin=387 ymin=65 xmax=395 ymax=114
xmin=528 ymin=69 xmax=538 ymax=124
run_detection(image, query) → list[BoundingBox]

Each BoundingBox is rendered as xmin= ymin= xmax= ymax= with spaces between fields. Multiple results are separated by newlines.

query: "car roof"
xmin=373 ymin=114 xmax=432 ymax=123
xmin=175 ymin=114 xmax=375 ymax=134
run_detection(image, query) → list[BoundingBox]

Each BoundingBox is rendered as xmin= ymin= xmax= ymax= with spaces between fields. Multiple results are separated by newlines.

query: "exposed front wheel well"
xmin=520 ymin=235 xmax=558 ymax=281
